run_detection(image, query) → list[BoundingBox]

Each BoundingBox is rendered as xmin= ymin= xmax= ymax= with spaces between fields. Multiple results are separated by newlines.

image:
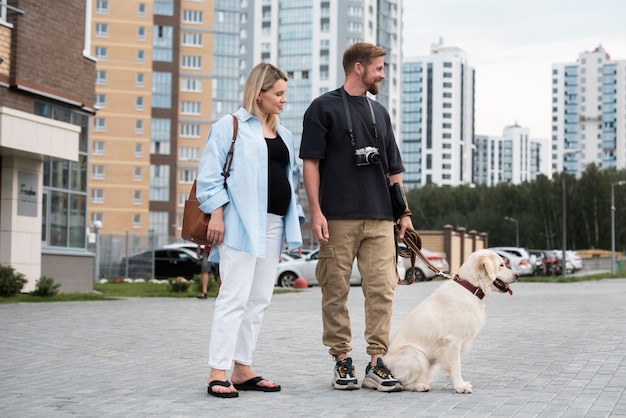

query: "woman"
xmin=196 ymin=62 xmax=304 ymax=398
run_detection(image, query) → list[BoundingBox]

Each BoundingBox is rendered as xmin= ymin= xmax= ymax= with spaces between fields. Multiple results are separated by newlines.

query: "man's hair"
xmin=243 ymin=62 xmax=289 ymax=131
xmin=342 ymin=42 xmax=387 ymax=75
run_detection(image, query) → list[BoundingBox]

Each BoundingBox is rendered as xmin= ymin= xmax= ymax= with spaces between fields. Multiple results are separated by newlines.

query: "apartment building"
xmin=551 ymin=45 xmax=626 ymax=176
xmin=474 ymin=124 xmax=550 ymax=186
xmin=0 ymin=0 xmax=95 ymax=291
xmin=401 ymin=41 xmax=475 ymax=188
xmin=90 ymin=0 xmax=239 ymax=246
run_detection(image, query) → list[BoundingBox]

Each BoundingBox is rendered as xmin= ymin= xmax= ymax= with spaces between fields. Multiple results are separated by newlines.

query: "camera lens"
xmin=368 ymin=153 xmax=381 ymax=164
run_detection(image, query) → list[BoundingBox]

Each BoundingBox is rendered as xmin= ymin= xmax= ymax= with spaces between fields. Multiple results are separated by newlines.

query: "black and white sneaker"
xmin=333 ymin=357 xmax=359 ymax=390
xmin=362 ymin=358 xmax=403 ymax=392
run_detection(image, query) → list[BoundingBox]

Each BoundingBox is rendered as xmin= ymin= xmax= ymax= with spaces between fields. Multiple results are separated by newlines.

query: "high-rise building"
xmin=401 ymin=41 xmax=475 ymax=188
xmin=89 ymin=0 xmax=239 ymax=244
xmin=551 ymin=45 xmax=626 ymax=176
xmin=241 ymin=0 xmax=402 ymax=154
xmin=474 ymin=124 xmax=549 ymax=186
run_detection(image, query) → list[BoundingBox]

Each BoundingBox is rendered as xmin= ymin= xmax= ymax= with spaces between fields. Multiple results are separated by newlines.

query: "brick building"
xmin=0 ymin=0 xmax=96 ymax=292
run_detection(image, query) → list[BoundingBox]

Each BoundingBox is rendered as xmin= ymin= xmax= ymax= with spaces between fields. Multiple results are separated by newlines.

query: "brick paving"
xmin=1 ymin=278 xmax=626 ymax=417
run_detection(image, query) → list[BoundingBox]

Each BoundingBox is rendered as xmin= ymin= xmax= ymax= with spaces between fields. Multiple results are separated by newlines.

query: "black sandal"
xmin=208 ymin=380 xmax=238 ymax=398
xmin=197 ymin=292 xmax=207 ymax=299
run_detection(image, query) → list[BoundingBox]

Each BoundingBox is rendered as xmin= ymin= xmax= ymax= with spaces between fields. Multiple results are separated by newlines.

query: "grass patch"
xmin=0 ymin=292 xmax=117 ymax=304
xmin=94 ymin=282 xmax=197 ymax=298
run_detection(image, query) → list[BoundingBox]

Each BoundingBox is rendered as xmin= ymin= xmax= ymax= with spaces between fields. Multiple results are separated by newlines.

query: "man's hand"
xmin=395 ymin=215 xmax=413 ymax=240
xmin=310 ymin=212 xmax=330 ymax=244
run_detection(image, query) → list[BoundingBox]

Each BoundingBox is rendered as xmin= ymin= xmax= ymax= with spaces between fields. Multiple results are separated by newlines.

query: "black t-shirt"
xmin=266 ymin=134 xmax=291 ymax=216
xmin=300 ymin=88 xmax=404 ymax=220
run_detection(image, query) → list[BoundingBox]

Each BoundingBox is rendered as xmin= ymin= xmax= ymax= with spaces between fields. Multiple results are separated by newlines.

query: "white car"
xmin=566 ymin=250 xmax=584 ymax=271
xmin=488 ymin=247 xmax=534 ymax=276
xmin=400 ymin=246 xmax=450 ymax=282
xmin=275 ymin=249 xmax=405 ymax=288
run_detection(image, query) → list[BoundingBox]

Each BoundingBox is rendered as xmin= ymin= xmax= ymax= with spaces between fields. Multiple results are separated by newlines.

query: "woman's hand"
xmin=206 ymin=207 xmax=225 ymax=245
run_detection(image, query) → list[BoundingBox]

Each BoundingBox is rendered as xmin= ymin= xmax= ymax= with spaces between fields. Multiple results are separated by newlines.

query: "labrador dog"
xmin=384 ymin=249 xmax=516 ymax=393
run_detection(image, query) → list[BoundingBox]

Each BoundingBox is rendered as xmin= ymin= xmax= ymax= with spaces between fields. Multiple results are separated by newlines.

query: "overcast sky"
xmin=401 ymin=0 xmax=626 ymax=139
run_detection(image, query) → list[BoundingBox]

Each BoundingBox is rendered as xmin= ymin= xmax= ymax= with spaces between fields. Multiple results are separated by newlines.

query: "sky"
xmin=402 ymin=0 xmax=626 ymax=139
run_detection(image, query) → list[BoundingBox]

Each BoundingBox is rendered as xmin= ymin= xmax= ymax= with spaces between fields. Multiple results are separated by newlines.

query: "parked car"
xmin=275 ymin=249 xmax=405 ymax=288
xmin=119 ymin=247 xmax=201 ymax=279
xmin=566 ymin=250 xmax=584 ymax=271
xmin=487 ymin=247 xmax=534 ymax=276
xmin=545 ymin=250 xmax=574 ymax=275
xmin=528 ymin=249 xmax=548 ymax=276
xmin=400 ymin=246 xmax=450 ymax=282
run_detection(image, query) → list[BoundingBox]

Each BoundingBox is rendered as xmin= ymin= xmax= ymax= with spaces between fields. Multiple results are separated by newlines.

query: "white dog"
xmin=384 ymin=249 xmax=517 ymax=393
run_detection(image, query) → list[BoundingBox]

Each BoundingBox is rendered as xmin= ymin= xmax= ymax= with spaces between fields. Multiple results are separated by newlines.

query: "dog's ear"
xmin=481 ymin=253 xmax=498 ymax=282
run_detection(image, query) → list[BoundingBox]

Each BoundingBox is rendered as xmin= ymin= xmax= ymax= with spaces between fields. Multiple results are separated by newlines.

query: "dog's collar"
xmin=452 ymin=274 xmax=485 ymax=299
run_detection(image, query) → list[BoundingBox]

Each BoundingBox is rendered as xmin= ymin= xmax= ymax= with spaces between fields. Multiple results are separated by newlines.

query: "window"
xmin=137 ymin=50 xmax=145 ymax=63
xmin=183 ymin=10 xmax=203 ymax=24
xmin=151 ymin=118 xmax=171 ymax=154
xmin=93 ymin=117 xmax=106 ymax=132
xmin=153 ymin=25 xmax=173 ymax=62
xmin=96 ymin=70 xmax=107 ymax=85
xmin=95 ymin=94 xmax=106 ymax=109
xmin=133 ymin=214 xmax=141 ymax=228
xmin=180 ymin=124 xmax=200 ymax=138
xmin=134 ymin=144 xmax=143 ymax=158
xmin=151 ymin=72 xmax=172 ymax=108
xmin=133 ymin=191 xmax=142 ymax=205
xmin=182 ymin=32 xmax=203 ymax=47
xmin=182 ymin=55 xmax=202 ymax=69
xmin=95 ymin=46 xmax=107 ymax=60
xmin=137 ymin=26 xmax=146 ymax=40
xmin=92 ymin=141 xmax=105 ymax=155
xmin=135 ymin=120 xmax=143 ymax=134
xmin=180 ymin=101 xmax=201 ymax=115
xmin=154 ymin=0 xmax=174 ymax=16
xmin=179 ymin=169 xmax=197 ymax=183
xmin=136 ymin=73 xmax=144 ymax=87
xmin=136 ymin=96 xmax=144 ymax=110
xmin=138 ymin=3 xmax=146 ymax=17
xmin=95 ymin=23 xmax=108 ymax=37
xmin=92 ymin=189 xmax=104 ymax=203
xmin=181 ymin=78 xmax=202 ymax=92
xmin=150 ymin=165 xmax=170 ymax=201
xmin=92 ymin=165 xmax=105 ymax=179
xmin=134 ymin=167 xmax=142 ymax=181
xmin=96 ymin=0 xmax=109 ymax=14
xmin=180 ymin=147 xmax=200 ymax=161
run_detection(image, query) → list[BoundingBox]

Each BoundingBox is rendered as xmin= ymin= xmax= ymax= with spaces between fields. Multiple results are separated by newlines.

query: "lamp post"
xmin=92 ymin=220 xmax=102 ymax=282
xmin=504 ymin=216 xmax=519 ymax=247
xmin=611 ymin=180 xmax=626 ymax=275
xmin=561 ymin=149 xmax=580 ymax=279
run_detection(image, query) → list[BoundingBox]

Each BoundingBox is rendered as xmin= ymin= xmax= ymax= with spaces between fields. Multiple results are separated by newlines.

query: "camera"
xmin=354 ymin=146 xmax=381 ymax=166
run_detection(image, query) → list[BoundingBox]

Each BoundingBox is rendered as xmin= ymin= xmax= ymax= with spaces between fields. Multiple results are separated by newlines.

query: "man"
xmin=300 ymin=42 xmax=413 ymax=392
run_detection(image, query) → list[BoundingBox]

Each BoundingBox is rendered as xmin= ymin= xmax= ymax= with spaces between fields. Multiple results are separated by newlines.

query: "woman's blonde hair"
xmin=243 ymin=62 xmax=288 ymax=132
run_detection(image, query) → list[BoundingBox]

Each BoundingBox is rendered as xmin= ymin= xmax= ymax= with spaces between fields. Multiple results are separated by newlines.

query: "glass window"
xmin=134 ymin=144 xmax=143 ymax=158
xmin=151 ymin=118 xmax=171 ymax=154
xmin=133 ymin=191 xmax=142 ymax=205
xmin=182 ymin=55 xmax=202 ymax=69
xmin=95 ymin=23 xmax=108 ymax=37
xmin=134 ymin=167 xmax=142 ymax=180
xmin=96 ymin=0 xmax=109 ymax=14
xmin=92 ymin=141 xmax=105 ymax=155
xmin=151 ymin=72 xmax=172 ymax=108
xmin=153 ymin=25 xmax=173 ymax=62
xmin=93 ymin=117 xmax=106 ymax=131
xmin=137 ymin=50 xmax=145 ymax=63
xmin=136 ymin=73 xmax=144 ymax=87
xmin=182 ymin=10 xmax=203 ymax=23
xmin=135 ymin=120 xmax=143 ymax=134
xmin=180 ymin=78 xmax=202 ymax=92
xmin=95 ymin=94 xmax=106 ymax=108
xmin=138 ymin=3 xmax=146 ymax=17
xmin=96 ymin=70 xmax=107 ymax=85
xmin=92 ymin=165 xmax=105 ymax=179
xmin=95 ymin=46 xmax=107 ymax=60
xmin=154 ymin=0 xmax=174 ymax=16
xmin=136 ymin=96 xmax=144 ymax=110
xmin=137 ymin=26 xmax=146 ymax=40
xmin=150 ymin=165 xmax=170 ymax=201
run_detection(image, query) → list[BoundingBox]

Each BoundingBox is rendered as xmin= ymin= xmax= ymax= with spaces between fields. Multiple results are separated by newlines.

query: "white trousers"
xmin=209 ymin=213 xmax=283 ymax=370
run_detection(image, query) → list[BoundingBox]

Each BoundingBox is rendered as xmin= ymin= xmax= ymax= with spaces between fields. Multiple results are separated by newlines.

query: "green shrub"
xmin=0 ymin=265 xmax=28 ymax=297
xmin=31 ymin=276 xmax=61 ymax=297
xmin=168 ymin=278 xmax=191 ymax=293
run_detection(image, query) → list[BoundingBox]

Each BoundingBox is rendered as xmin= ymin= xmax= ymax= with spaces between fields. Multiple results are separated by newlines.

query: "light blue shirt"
xmin=197 ymin=108 xmax=305 ymax=262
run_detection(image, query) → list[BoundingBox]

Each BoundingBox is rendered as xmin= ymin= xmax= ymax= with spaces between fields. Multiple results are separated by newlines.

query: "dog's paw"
xmin=414 ymin=383 xmax=431 ymax=392
xmin=454 ymin=382 xmax=473 ymax=394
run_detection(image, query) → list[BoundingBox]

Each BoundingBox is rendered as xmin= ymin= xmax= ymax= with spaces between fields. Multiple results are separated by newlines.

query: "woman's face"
xmin=258 ymin=79 xmax=287 ymax=115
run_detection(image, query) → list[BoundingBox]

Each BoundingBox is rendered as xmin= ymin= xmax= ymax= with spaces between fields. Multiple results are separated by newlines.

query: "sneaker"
xmin=332 ymin=357 xmax=359 ymax=390
xmin=362 ymin=358 xmax=403 ymax=392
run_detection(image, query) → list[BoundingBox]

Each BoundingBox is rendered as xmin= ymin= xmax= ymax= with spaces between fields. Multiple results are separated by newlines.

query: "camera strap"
xmin=340 ymin=87 xmax=390 ymax=177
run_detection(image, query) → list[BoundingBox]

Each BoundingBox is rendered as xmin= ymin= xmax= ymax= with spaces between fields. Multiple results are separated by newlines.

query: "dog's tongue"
xmin=494 ymin=279 xmax=513 ymax=295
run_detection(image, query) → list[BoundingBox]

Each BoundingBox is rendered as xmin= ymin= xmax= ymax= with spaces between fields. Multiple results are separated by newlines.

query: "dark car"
xmin=528 ymin=250 xmax=548 ymax=276
xmin=119 ymin=248 xmax=201 ymax=279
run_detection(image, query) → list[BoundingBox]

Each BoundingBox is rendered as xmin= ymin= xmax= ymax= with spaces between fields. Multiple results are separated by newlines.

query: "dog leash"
xmin=397 ymin=229 xmax=452 ymax=285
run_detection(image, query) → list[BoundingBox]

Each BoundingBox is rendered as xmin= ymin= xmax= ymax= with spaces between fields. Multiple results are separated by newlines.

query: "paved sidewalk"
xmin=2 ymin=278 xmax=626 ymax=417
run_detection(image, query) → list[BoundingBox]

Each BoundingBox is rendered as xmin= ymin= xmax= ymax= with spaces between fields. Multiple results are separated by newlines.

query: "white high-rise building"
xmin=474 ymin=124 xmax=550 ymax=186
xmin=401 ymin=41 xmax=475 ymax=188
xmin=551 ymin=45 xmax=626 ymax=176
xmin=240 ymin=0 xmax=403 ymax=152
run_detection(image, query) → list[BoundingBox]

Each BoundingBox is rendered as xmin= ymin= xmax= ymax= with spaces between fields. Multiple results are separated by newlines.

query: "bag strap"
xmin=221 ymin=114 xmax=238 ymax=188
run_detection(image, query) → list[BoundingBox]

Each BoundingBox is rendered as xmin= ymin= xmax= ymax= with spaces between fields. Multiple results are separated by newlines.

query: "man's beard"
xmin=362 ymin=73 xmax=379 ymax=95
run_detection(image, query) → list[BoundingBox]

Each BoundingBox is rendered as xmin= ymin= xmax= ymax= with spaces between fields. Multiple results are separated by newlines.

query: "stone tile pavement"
xmin=1 ymin=278 xmax=626 ymax=417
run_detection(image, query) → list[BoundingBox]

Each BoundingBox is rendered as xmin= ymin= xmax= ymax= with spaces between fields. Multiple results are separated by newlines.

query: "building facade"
xmin=0 ymin=0 xmax=96 ymax=291
xmin=474 ymin=124 xmax=549 ymax=186
xmin=551 ymin=45 xmax=626 ymax=176
xmin=401 ymin=41 xmax=475 ymax=188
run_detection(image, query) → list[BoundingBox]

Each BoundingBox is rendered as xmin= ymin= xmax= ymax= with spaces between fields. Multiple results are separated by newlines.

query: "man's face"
xmin=361 ymin=56 xmax=386 ymax=95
